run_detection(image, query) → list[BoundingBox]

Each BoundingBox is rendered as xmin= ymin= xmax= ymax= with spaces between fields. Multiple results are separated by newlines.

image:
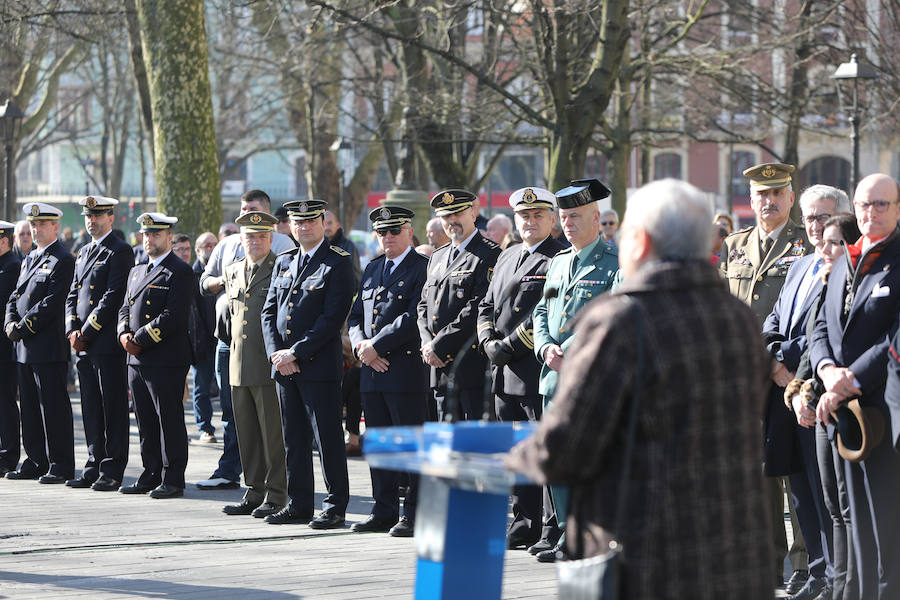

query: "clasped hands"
xmin=118 ymin=332 xmax=142 ymax=356
xmin=421 ymin=342 xmax=447 ymax=368
xmin=356 ymin=340 xmax=389 ymax=373
xmin=271 ymin=349 xmax=301 ymax=376
xmin=4 ymin=322 xmax=22 ymax=342
xmin=68 ymin=330 xmax=88 ymax=352
xmin=815 ymin=365 xmax=862 ymax=426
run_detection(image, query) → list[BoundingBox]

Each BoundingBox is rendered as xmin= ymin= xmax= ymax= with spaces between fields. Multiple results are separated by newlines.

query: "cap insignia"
xmin=300 ymin=203 xmax=308 ymax=213
xmin=85 ymin=196 xmax=97 ymax=209
xmin=141 ymin=215 xmax=153 ymax=226
xmin=250 ymin=213 xmax=262 ymax=224
xmin=442 ymin=192 xmax=454 ymax=205
xmin=523 ymin=189 xmax=536 ymax=203
xmin=761 ymin=165 xmax=776 ymax=178
xmin=380 ymin=207 xmax=391 ymax=220
xmin=30 ymin=205 xmax=39 ymax=217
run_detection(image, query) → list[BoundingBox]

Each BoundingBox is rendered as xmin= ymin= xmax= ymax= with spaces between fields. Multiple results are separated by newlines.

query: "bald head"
xmin=853 ymin=173 xmax=900 ymax=240
xmin=194 ymin=231 xmax=218 ymax=264
xmin=426 ymin=217 xmax=450 ymax=248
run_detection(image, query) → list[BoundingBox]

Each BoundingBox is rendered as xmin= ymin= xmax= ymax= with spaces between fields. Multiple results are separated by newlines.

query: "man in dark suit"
xmin=417 ymin=189 xmax=501 ymax=422
xmin=4 ymin=202 xmax=75 ymax=483
xmin=763 ymin=185 xmax=851 ymax=600
xmin=348 ymin=206 xmax=429 ymax=537
xmin=262 ymin=199 xmax=354 ymax=528
xmin=64 ymin=196 xmax=134 ymax=492
xmin=811 ymin=173 xmax=900 ymax=600
xmin=477 ymin=187 xmax=565 ymax=550
xmin=117 ymin=212 xmax=194 ymax=499
xmin=0 ymin=220 xmax=22 ymax=477
xmin=190 ymin=231 xmax=219 ymax=443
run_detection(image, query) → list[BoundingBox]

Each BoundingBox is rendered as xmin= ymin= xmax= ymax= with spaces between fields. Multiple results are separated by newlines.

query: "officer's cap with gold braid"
xmin=23 ymin=202 xmax=62 ymax=221
xmin=79 ymin=195 xmax=118 ymax=216
xmin=509 ymin=187 xmax=556 ymax=212
xmin=284 ymin=199 xmax=327 ymax=221
xmin=236 ymin=211 xmax=277 ymax=233
xmin=743 ymin=162 xmax=795 ymax=191
xmin=430 ymin=189 xmax=476 ymax=217
xmin=369 ymin=205 xmax=414 ymax=230
xmin=0 ymin=219 xmax=14 ymax=234
xmin=136 ymin=212 xmax=178 ymax=232
xmin=555 ymin=178 xmax=611 ymax=209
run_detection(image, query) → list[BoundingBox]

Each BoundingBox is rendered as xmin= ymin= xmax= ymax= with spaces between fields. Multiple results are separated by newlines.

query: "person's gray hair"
xmin=426 ymin=217 xmax=443 ymax=231
xmin=799 ymin=184 xmax=850 ymax=215
xmin=624 ymin=178 xmax=713 ymax=261
xmin=599 ymin=208 xmax=619 ymax=222
xmin=487 ymin=213 xmax=512 ymax=230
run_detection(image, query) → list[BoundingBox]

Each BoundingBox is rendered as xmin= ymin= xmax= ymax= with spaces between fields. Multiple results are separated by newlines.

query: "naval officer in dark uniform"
xmin=64 ymin=195 xmax=134 ymax=491
xmin=117 ymin=212 xmax=193 ymax=499
xmin=4 ymin=202 xmax=75 ymax=483
xmin=348 ymin=206 xmax=429 ymax=537
xmin=477 ymin=187 xmax=566 ymax=550
xmin=262 ymin=199 xmax=354 ymax=528
xmin=417 ymin=189 xmax=501 ymax=421
xmin=0 ymin=220 xmax=22 ymax=477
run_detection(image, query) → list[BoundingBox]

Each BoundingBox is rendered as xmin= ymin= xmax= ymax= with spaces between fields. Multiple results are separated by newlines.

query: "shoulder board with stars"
xmin=277 ymin=247 xmax=299 ymax=257
xmin=728 ymin=226 xmax=754 ymax=240
xmin=480 ymin=236 xmax=499 ymax=249
xmin=330 ymin=245 xmax=350 ymax=256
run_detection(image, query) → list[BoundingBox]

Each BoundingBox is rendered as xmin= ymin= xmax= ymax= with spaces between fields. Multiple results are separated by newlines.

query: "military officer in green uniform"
xmin=531 ymin=178 xmax=619 ymax=562
xmin=718 ymin=162 xmax=811 ymax=592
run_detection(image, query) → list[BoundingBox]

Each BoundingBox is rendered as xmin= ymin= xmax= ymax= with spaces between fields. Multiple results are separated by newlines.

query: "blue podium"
xmin=364 ymin=421 xmax=538 ymax=600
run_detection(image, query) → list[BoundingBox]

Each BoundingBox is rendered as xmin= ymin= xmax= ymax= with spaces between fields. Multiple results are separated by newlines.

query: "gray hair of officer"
xmin=624 ymin=178 xmax=712 ymax=260
xmin=798 ymin=184 xmax=851 ymax=214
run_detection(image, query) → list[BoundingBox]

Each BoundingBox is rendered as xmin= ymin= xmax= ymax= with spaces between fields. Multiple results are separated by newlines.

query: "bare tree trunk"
xmin=136 ymin=0 xmax=220 ymax=237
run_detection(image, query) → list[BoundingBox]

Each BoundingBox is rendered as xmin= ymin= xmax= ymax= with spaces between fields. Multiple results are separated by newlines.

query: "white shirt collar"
xmin=301 ymin=237 xmax=325 ymax=259
xmin=92 ymin=230 xmax=112 ymax=246
xmin=149 ymin=250 xmax=172 ymax=270
xmin=33 ymin=239 xmax=57 ymax=258
xmin=384 ymin=245 xmax=412 ymax=266
xmin=526 ymin=236 xmax=550 ymax=254
xmin=452 ymin=229 xmax=479 ymax=253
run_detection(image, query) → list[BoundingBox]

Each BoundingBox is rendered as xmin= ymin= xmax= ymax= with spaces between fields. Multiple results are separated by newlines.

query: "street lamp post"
xmin=831 ymin=54 xmax=879 ymax=195
xmin=0 ymin=100 xmax=25 ymax=223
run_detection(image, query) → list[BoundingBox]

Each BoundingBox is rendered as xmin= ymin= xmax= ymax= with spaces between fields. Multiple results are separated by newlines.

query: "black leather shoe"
xmin=7 ymin=468 xmax=41 ymax=480
xmin=527 ymin=538 xmax=554 ymax=555
xmin=788 ymin=577 xmax=826 ymax=600
xmin=38 ymin=474 xmax=68 ymax=484
xmin=811 ymin=583 xmax=833 ymax=600
xmin=507 ymin=531 xmax=539 ymax=549
xmin=536 ymin=544 xmax=566 ymax=563
xmin=91 ymin=476 xmax=121 ymax=491
xmin=388 ymin=516 xmax=414 ymax=538
xmin=265 ymin=506 xmax=313 ymax=524
xmin=119 ymin=482 xmax=156 ymax=495
xmin=352 ymin=514 xmax=397 ymax=533
xmin=309 ymin=511 xmax=346 ymax=530
xmin=251 ymin=502 xmax=284 ymax=519
xmin=149 ymin=484 xmax=184 ymax=499
xmin=223 ymin=500 xmax=261 ymax=515
xmin=66 ymin=477 xmax=95 ymax=488
xmin=0 ymin=464 xmax=10 ymax=477
xmin=785 ymin=570 xmax=809 ymax=595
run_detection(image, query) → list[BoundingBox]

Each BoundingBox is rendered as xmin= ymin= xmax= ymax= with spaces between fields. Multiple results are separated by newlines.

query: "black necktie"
xmin=147 ymin=261 xmax=154 ymax=275
xmin=515 ymin=248 xmax=529 ymax=270
xmin=570 ymin=254 xmax=580 ymax=278
xmin=450 ymin=247 xmax=459 ymax=265
xmin=301 ymin=254 xmax=310 ymax=270
xmin=383 ymin=259 xmax=394 ymax=279
xmin=248 ymin=262 xmax=259 ymax=281
xmin=762 ymin=236 xmax=774 ymax=256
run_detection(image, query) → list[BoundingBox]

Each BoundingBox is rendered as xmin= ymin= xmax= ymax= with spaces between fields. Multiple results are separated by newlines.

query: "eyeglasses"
xmin=376 ymin=227 xmax=403 ymax=237
xmin=600 ymin=221 xmax=617 ymax=226
xmin=854 ymin=200 xmax=896 ymax=213
xmin=802 ymin=213 xmax=832 ymax=225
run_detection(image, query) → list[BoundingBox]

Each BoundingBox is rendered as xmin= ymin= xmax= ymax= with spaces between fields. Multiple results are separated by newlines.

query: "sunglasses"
xmin=600 ymin=221 xmax=617 ymax=226
xmin=376 ymin=227 xmax=403 ymax=237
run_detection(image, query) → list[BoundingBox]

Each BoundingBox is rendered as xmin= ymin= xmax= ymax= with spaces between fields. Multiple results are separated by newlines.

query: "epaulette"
xmin=555 ymin=246 xmax=574 ymax=255
xmin=481 ymin=236 xmax=500 ymax=249
xmin=434 ymin=242 xmax=451 ymax=252
xmin=727 ymin=226 xmax=754 ymax=240
xmin=277 ymin=247 xmax=299 ymax=257
xmin=330 ymin=245 xmax=350 ymax=257
xmin=602 ymin=245 xmax=618 ymax=257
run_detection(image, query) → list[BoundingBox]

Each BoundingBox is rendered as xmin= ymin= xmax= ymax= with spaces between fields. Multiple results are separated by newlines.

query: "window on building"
xmin=584 ymin=152 xmax=609 ymax=181
xmin=797 ymin=156 xmax=850 ymax=195
xmin=653 ymin=153 xmax=682 ymax=180
xmin=731 ymin=151 xmax=756 ymax=199
xmin=223 ymin=156 xmax=248 ymax=181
